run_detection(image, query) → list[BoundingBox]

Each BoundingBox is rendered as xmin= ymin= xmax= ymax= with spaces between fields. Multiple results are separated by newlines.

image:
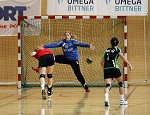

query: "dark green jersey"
xmin=103 ymin=47 xmax=121 ymax=69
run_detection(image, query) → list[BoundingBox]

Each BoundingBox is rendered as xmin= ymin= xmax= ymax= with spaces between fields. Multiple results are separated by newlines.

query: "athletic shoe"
xmin=47 ymin=87 xmax=53 ymax=97
xmin=105 ymin=101 xmax=110 ymax=106
xmin=42 ymin=89 xmax=46 ymax=100
xmin=104 ymin=98 xmax=110 ymax=106
xmin=47 ymin=91 xmax=53 ymax=97
xmin=120 ymin=99 xmax=128 ymax=105
xmin=84 ymin=84 xmax=90 ymax=92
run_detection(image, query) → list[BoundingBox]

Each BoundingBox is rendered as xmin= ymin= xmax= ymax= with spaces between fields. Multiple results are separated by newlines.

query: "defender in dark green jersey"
xmin=103 ymin=47 xmax=121 ymax=69
xmin=101 ymin=37 xmax=133 ymax=106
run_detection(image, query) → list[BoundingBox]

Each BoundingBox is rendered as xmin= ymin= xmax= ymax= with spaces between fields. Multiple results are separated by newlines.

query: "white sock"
xmin=120 ymin=94 xmax=124 ymax=100
xmin=41 ymin=84 xmax=45 ymax=90
xmin=83 ymin=83 xmax=87 ymax=87
xmin=48 ymin=85 xmax=52 ymax=88
xmin=105 ymin=93 xmax=109 ymax=101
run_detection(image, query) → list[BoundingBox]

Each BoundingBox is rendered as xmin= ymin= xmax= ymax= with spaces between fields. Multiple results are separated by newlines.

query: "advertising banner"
xmin=0 ymin=0 xmax=41 ymax=36
xmin=47 ymin=0 xmax=148 ymax=16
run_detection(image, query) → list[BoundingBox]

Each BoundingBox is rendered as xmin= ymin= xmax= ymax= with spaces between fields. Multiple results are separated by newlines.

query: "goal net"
xmin=19 ymin=16 xmax=125 ymax=87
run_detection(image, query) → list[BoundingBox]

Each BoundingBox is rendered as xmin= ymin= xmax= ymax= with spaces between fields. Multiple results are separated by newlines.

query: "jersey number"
xmin=106 ymin=53 xmax=115 ymax=67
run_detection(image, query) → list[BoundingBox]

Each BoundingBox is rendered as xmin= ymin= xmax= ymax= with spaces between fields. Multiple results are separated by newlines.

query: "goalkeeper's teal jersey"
xmin=103 ymin=47 xmax=121 ymax=69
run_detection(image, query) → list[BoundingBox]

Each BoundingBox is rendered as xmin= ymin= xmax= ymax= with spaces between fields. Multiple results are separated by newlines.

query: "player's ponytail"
xmin=71 ymin=34 xmax=77 ymax=39
xmin=111 ymin=37 xmax=119 ymax=48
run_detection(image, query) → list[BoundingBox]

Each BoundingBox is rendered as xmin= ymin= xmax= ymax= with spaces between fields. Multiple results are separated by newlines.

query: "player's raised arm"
xmin=119 ymin=52 xmax=133 ymax=71
xmin=73 ymin=40 xmax=95 ymax=50
xmin=43 ymin=40 xmax=63 ymax=48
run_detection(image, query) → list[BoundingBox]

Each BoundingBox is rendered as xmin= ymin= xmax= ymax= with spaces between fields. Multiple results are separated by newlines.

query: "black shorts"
xmin=104 ymin=68 xmax=121 ymax=79
xmin=38 ymin=54 xmax=54 ymax=67
xmin=54 ymin=55 xmax=70 ymax=64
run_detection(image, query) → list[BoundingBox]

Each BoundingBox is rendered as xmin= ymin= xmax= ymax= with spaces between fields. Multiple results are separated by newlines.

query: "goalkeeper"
xmin=43 ymin=31 xmax=95 ymax=92
xmin=30 ymin=46 xmax=54 ymax=99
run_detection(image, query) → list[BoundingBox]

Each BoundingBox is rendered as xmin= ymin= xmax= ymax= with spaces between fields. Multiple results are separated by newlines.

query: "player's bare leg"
xmin=39 ymin=67 xmax=47 ymax=99
xmin=115 ymin=77 xmax=128 ymax=105
xmin=104 ymin=78 xmax=112 ymax=106
xmin=47 ymin=65 xmax=54 ymax=97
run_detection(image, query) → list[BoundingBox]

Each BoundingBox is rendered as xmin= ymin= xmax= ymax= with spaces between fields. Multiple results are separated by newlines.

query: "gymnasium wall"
xmin=0 ymin=0 xmax=149 ymax=84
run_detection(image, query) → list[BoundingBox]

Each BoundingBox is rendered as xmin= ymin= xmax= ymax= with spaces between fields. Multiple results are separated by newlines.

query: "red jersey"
xmin=33 ymin=48 xmax=53 ymax=59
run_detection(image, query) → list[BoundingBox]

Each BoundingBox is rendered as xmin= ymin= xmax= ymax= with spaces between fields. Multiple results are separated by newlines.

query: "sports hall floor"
xmin=0 ymin=85 xmax=150 ymax=115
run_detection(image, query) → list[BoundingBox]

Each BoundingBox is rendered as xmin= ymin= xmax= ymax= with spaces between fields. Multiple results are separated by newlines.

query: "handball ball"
xmin=86 ymin=57 xmax=93 ymax=64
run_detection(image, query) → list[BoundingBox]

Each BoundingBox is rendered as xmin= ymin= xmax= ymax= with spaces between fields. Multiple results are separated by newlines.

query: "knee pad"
xmin=106 ymin=84 xmax=111 ymax=90
xmin=118 ymin=81 xmax=124 ymax=87
xmin=47 ymin=74 xmax=52 ymax=78
xmin=39 ymin=74 xmax=45 ymax=79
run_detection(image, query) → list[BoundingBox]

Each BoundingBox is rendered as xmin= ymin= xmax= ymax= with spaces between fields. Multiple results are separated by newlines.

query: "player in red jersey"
xmin=30 ymin=46 xmax=54 ymax=99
